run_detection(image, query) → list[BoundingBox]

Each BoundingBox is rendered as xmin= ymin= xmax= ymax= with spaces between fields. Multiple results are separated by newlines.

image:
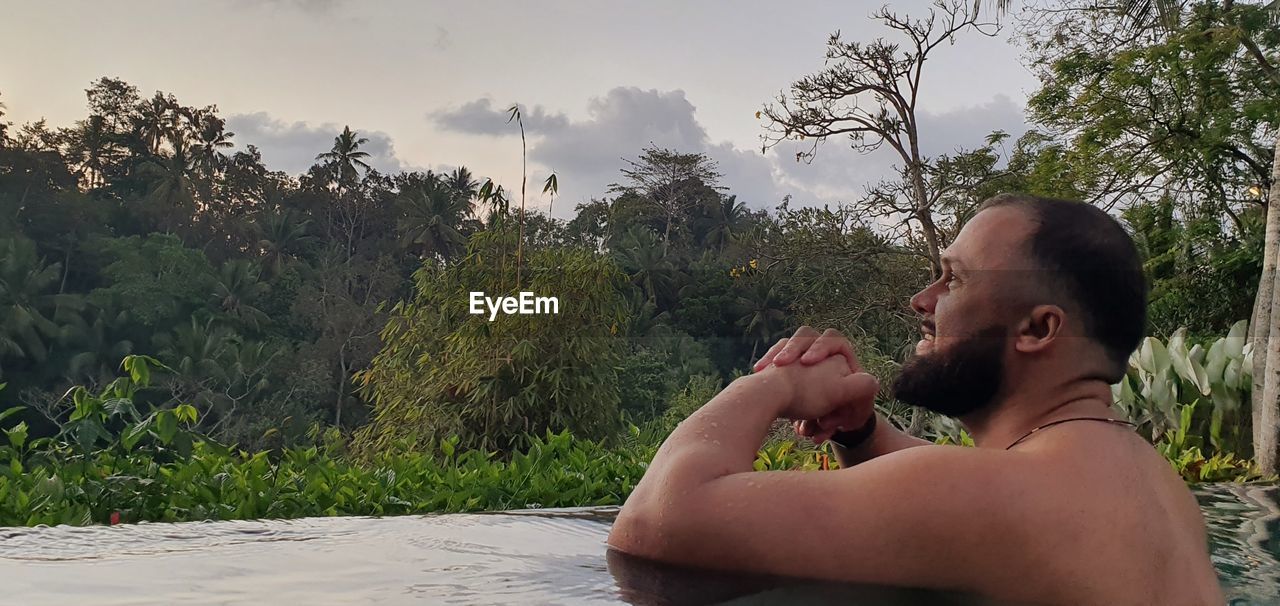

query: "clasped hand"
xmin=753 ymin=327 xmax=879 ymax=444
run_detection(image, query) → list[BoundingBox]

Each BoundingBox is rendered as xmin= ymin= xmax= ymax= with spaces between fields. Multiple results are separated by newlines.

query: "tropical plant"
xmin=395 ymin=176 xmax=471 ymax=261
xmin=315 ymin=126 xmax=372 ymax=189
xmin=612 ymin=226 xmax=681 ymax=306
xmin=0 ymin=238 xmax=81 ymax=371
xmin=1112 ymin=320 xmax=1255 ymax=455
xmin=254 ymin=210 xmax=315 ymax=277
xmin=355 ymin=230 xmax=631 ymax=453
xmin=736 ymin=277 xmax=789 ymax=360
xmin=211 ymin=259 xmax=270 ymax=332
xmin=62 ymin=303 xmax=133 ymax=382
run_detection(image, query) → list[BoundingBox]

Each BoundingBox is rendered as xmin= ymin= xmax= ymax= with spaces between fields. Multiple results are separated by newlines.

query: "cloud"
xmin=433 ymin=99 xmax=569 ymax=136
xmin=435 ymin=88 xmax=785 ymax=213
xmin=226 ymin=112 xmax=418 ymax=176
xmin=432 ymin=89 xmax=1031 ymax=218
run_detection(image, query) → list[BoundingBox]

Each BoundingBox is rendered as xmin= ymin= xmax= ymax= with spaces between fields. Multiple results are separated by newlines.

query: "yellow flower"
xmin=749 ymin=259 xmax=758 ymax=269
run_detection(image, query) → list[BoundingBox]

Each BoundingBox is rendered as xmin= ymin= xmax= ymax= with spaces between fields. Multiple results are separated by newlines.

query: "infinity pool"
xmin=1 ymin=484 xmax=1276 ymax=605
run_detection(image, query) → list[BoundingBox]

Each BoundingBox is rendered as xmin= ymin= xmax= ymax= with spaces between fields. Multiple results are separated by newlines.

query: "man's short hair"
xmin=976 ymin=193 xmax=1147 ymax=382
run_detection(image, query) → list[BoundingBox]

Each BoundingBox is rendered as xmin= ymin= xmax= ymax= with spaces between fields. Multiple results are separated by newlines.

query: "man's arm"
xmin=607 ymin=368 xmax=1030 ymax=593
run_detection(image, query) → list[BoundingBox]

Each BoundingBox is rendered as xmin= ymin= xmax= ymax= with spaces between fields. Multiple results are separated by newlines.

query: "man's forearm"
xmin=620 ymin=373 xmax=787 ymax=515
xmin=831 ymin=412 xmax=932 ymax=468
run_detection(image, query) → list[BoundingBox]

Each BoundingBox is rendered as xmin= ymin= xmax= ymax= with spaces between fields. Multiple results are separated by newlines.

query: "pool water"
xmin=1 ymin=484 xmax=1276 ymax=605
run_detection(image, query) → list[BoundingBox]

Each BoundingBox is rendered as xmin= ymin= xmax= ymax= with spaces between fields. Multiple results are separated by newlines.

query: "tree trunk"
xmin=1256 ymin=139 xmax=1280 ymax=475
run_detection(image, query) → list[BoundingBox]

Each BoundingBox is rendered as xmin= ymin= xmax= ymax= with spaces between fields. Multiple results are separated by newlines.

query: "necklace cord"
xmin=1005 ymin=417 xmax=1137 ymax=450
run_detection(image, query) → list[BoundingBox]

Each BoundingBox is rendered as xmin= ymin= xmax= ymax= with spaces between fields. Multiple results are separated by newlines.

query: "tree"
xmin=1021 ymin=0 xmax=1280 ymax=472
xmin=63 ymin=302 xmax=134 ymax=383
xmin=314 ymin=126 xmax=378 ymax=260
xmin=612 ymin=226 xmax=682 ymax=307
xmin=699 ymin=195 xmax=750 ymax=253
xmin=212 ymin=259 xmax=271 ymax=333
xmin=137 ymin=136 xmax=199 ymax=234
xmin=0 ymin=91 xmax=10 ymax=145
xmin=610 ymin=145 xmax=725 ymax=255
xmin=736 ymin=276 xmax=790 ymax=361
xmin=62 ymin=115 xmax=119 ymax=189
xmin=87 ymin=234 xmax=217 ymax=329
xmin=0 ymin=238 xmax=81 ymax=375
xmin=395 ymin=175 xmax=471 ymax=262
xmin=355 ymin=229 xmax=631 ymax=453
xmin=134 ymin=92 xmax=178 ymax=156
xmin=315 ymin=126 xmax=372 ymax=189
xmin=189 ymin=109 xmax=234 ymax=195
xmin=759 ymin=0 xmax=998 ymax=278
xmin=254 ymin=210 xmax=314 ymax=277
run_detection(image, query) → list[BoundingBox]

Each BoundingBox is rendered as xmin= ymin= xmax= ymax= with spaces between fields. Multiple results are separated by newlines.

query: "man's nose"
xmin=910 ymin=287 xmax=935 ymax=316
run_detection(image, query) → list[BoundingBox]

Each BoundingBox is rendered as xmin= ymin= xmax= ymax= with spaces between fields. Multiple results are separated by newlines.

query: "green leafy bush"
xmin=354 ymin=230 xmax=631 ymax=454
xmin=1113 ymin=320 xmax=1253 ymax=455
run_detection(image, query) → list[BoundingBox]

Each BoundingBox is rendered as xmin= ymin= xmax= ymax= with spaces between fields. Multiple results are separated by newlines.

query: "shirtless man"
xmin=607 ymin=193 xmax=1223 ymax=605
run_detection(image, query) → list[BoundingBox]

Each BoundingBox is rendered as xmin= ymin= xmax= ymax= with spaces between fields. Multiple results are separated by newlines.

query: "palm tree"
xmin=396 ymin=177 xmax=472 ymax=261
xmin=612 ymin=227 xmax=681 ymax=306
xmin=190 ymin=110 xmax=234 ymax=184
xmin=66 ymin=114 xmax=116 ymax=189
xmin=737 ymin=278 xmax=789 ymax=361
xmin=255 ymin=210 xmax=314 ymax=277
xmin=621 ymin=288 xmax=672 ymax=338
xmin=212 ymin=260 xmax=271 ymax=332
xmin=315 ymin=126 xmax=373 ymax=189
xmin=63 ymin=303 xmax=133 ymax=382
xmin=0 ymin=238 xmax=81 ymax=372
xmin=154 ymin=315 xmax=234 ymax=390
xmin=134 ymin=92 xmax=178 ymax=155
xmin=446 ymin=166 xmax=479 ymax=201
xmin=701 ymin=195 xmax=749 ymax=252
xmin=138 ymin=136 xmax=198 ymax=232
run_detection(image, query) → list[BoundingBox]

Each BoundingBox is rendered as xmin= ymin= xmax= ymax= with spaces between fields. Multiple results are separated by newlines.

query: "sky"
xmin=0 ymin=0 xmax=1040 ymax=219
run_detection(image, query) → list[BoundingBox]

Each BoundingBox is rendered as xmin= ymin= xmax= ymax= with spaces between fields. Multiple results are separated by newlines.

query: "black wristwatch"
xmin=829 ymin=414 xmax=877 ymax=450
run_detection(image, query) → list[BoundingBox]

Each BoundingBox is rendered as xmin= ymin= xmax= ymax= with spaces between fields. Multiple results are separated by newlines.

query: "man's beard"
xmin=890 ymin=324 xmax=1008 ymax=418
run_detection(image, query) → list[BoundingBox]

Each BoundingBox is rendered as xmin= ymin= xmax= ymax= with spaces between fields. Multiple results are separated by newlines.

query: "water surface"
xmin=1 ymin=484 xmax=1276 ymax=604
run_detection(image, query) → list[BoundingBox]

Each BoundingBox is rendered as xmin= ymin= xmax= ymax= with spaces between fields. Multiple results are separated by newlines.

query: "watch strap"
xmin=828 ymin=414 xmax=877 ymax=450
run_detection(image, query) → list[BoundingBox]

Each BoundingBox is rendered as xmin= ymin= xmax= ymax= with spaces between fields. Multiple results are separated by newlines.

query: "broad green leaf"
xmin=1204 ymin=339 xmax=1227 ymax=385
xmin=0 ymin=406 xmax=26 ymax=426
xmin=155 ymin=411 xmax=178 ymax=445
xmin=1224 ymin=320 xmax=1247 ymax=358
xmin=121 ymin=422 xmax=150 ymax=452
xmin=175 ymin=404 xmax=199 ymax=425
xmin=1223 ymin=358 xmax=1242 ymax=391
xmin=5 ymin=421 xmax=28 ymax=450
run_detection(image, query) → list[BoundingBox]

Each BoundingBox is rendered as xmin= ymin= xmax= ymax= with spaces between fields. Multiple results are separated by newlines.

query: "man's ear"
xmin=1014 ymin=305 xmax=1065 ymax=354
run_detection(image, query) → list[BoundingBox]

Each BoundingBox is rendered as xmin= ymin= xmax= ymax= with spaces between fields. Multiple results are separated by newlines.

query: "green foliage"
xmin=1154 ymin=400 xmax=1273 ymax=483
xmin=356 ymin=229 xmax=631 ymax=453
xmin=1123 ymin=197 xmax=1262 ymax=338
xmin=0 ymin=236 xmax=82 ymax=367
xmin=0 ymin=360 xmax=832 ymax=527
xmin=1113 ymin=321 xmax=1254 ymax=455
xmin=86 ymin=234 xmax=216 ymax=328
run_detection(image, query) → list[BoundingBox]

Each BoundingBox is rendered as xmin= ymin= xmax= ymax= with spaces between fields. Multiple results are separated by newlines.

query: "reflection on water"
xmin=0 ymin=485 xmax=1276 ymax=605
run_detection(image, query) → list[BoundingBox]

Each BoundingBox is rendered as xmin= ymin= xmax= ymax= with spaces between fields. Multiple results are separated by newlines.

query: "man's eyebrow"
xmin=940 ymin=255 xmax=965 ymax=270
